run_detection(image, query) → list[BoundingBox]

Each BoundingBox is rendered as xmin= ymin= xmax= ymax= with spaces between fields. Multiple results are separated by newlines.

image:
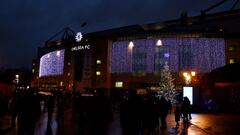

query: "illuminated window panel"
xmin=115 ymin=81 xmax=123 ymax=88
xmin=229 ymin=59 xmax=235 ymax=64
xmin=96 ymin=60 xmax=102 ymax=64
xmin=96 ymin=71 xmax=101 ymax=75
xmin=229 ymin=46 xmax=235 ymax=51
xmin=183 ymin=87 xmax=193 ymax=105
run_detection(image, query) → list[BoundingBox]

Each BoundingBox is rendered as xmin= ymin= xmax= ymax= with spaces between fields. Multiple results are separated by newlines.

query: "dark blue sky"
xmin=0 ymin=0 xmax=239 ymax=69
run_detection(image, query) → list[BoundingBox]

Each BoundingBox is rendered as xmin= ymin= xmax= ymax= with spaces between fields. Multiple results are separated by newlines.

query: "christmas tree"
xmin=158 ymin=62 xmax=177 ymax=103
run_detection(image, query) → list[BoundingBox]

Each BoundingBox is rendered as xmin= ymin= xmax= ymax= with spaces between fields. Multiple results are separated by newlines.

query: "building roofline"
xmin=85 ymin=9 xmax=240 ymax=39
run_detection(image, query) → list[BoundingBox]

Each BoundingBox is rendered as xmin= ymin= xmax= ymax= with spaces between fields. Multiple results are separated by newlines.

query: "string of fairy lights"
xmin=111 ymin=38 xmax=225 ymax=73
xmin=39 ymin=49 xmax=65 ymax=77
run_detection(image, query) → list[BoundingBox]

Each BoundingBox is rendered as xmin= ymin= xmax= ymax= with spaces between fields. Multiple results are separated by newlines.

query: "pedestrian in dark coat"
xmin=158 ymin=96 xmax=168 ymax=130
xmin=142 ymin=94 xmax=160 ymax=135
xmin=175 ymin=102 xmax=182 ymax=128
xmin=88 ymin=89 xmax=113 ymax=135
xmin=120 ymin=89 xmax=141 ymax=135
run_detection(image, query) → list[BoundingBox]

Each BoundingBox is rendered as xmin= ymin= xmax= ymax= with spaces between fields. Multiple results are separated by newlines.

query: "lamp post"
xmin=15 ymin=74 xmax=19 ymax=90
xmin=15 ymin=74 xmax=19 ymax=84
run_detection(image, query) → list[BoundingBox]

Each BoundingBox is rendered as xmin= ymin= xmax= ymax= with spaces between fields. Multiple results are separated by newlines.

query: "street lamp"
xmin=14 ymin=74 xmax=20 ymax=90
xmin=182 ymin=71 xmax=196 ymax=105
xmin=15 ymin=74 xmax=19 ymax=85
xmin=182 ymin=71 xmax=196 ymax=85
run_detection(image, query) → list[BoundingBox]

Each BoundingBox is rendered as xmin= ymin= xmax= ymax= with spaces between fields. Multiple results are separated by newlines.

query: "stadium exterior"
xmin=31 ymin=9 xmax=240 ymax=99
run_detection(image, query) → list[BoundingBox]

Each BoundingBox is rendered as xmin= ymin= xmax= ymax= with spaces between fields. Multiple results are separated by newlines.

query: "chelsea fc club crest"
xmin=75 ymin=32 xmax=83 ymax=42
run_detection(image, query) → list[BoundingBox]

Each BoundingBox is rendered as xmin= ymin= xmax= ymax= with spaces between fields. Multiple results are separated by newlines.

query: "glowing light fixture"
xmin=96 ymin=71 xmax=101 ymax=75
xmin=229 ymin=59 xmax=235 ymax=64
xmin=56 ymin=51 xmax=60 ymax=56
xmin=183 ymin=72 xmax=188 ymax=77
xmin=183 ymin=71 xmax=196 ymax=85
xmin=96 ymin=60 xmax=102 ymax=64
xmin=156 ymin=39 xmax=163 ymax=46
xmin=186 ymin=75 xmax=191 ymax=81
xmin=128 ymin=41 xmax=134 ymax=48
xmin=191 ymin=71 xmax=196 ymax=76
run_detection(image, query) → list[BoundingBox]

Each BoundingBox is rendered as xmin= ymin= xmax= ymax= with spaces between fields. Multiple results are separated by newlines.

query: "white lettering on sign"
xmin=71 ymin=45 xmax=91 ymax=51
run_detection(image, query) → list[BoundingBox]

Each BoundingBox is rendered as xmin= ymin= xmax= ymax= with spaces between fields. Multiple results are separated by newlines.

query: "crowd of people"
xmin=174 ymin=97 xmax=191 ymax=129
xmin=73 ymin=89 xmax=177 ymax=135
xmin=0 ymin=88 xmax=192 ymax=135
xmin=0 ymin=89 xmax=66 ymax=135
xmin=119 ymin=90 xmax=192 ymax=135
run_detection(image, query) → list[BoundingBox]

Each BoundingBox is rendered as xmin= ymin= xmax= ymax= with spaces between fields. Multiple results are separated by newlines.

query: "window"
xmin=229 ymin=59 xmax=235 ymax=64
xmin=115 ymin=81 xmax=123 ymax=88
xmin=96 ymin=71 xmax=101 ymax=75
xmin=60 ymin=81 xmax=63 ymax=86
xmin=96 ymin=60 xmax=102 ymax=64
xmin=229 ymin=46 xmax=235 ymax=51
xmin=132 ymin=45 xmax=147 ymax=72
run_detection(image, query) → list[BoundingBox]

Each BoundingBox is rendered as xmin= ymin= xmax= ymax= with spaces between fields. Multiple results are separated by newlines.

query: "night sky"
xmin=0 ymin=0 xmax=239 ymax=69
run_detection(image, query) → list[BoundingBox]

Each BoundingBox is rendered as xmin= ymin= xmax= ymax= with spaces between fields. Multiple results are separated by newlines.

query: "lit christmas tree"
xmin=158 ymin=61 xmax=177 ymax=103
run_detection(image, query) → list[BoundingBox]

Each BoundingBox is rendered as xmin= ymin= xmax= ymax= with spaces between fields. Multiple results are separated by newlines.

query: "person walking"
xmin=88 ymin=89 xmax=113 ymax=135
xmin=167 ymin=99 xmax=172 ymax=114
xmin=181 ymin=97 xmax=191 ymax=128
xmin=142 ymin=94 xmax=160 ymax=135
xmin=158 ymin=96 xmax=169 ymax=130
xmin=174 ymin=101 xmax=182 ymax=128
xmin=120 ymin=89 xmax=142 ymax=135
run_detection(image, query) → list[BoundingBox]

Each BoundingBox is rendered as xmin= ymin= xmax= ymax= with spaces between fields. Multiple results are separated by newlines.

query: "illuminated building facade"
xmin=31 ymin=9 xmax=240 ymax=93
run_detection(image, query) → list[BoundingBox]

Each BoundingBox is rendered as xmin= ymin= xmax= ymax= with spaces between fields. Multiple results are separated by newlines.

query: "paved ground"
xmin=190 ymin=113 xmax=240 ymax=135
xmin=1 ymin=107 xmax=214 ymax=135
xmin=1 ymin=100 xmax=240 ymax=135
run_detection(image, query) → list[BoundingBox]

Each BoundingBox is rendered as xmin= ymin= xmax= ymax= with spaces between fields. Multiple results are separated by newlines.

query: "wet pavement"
xmin=1 ymin=105 xmax=240 ymax=135
xmin=190 ymin=113 xmax=240 ymax=135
